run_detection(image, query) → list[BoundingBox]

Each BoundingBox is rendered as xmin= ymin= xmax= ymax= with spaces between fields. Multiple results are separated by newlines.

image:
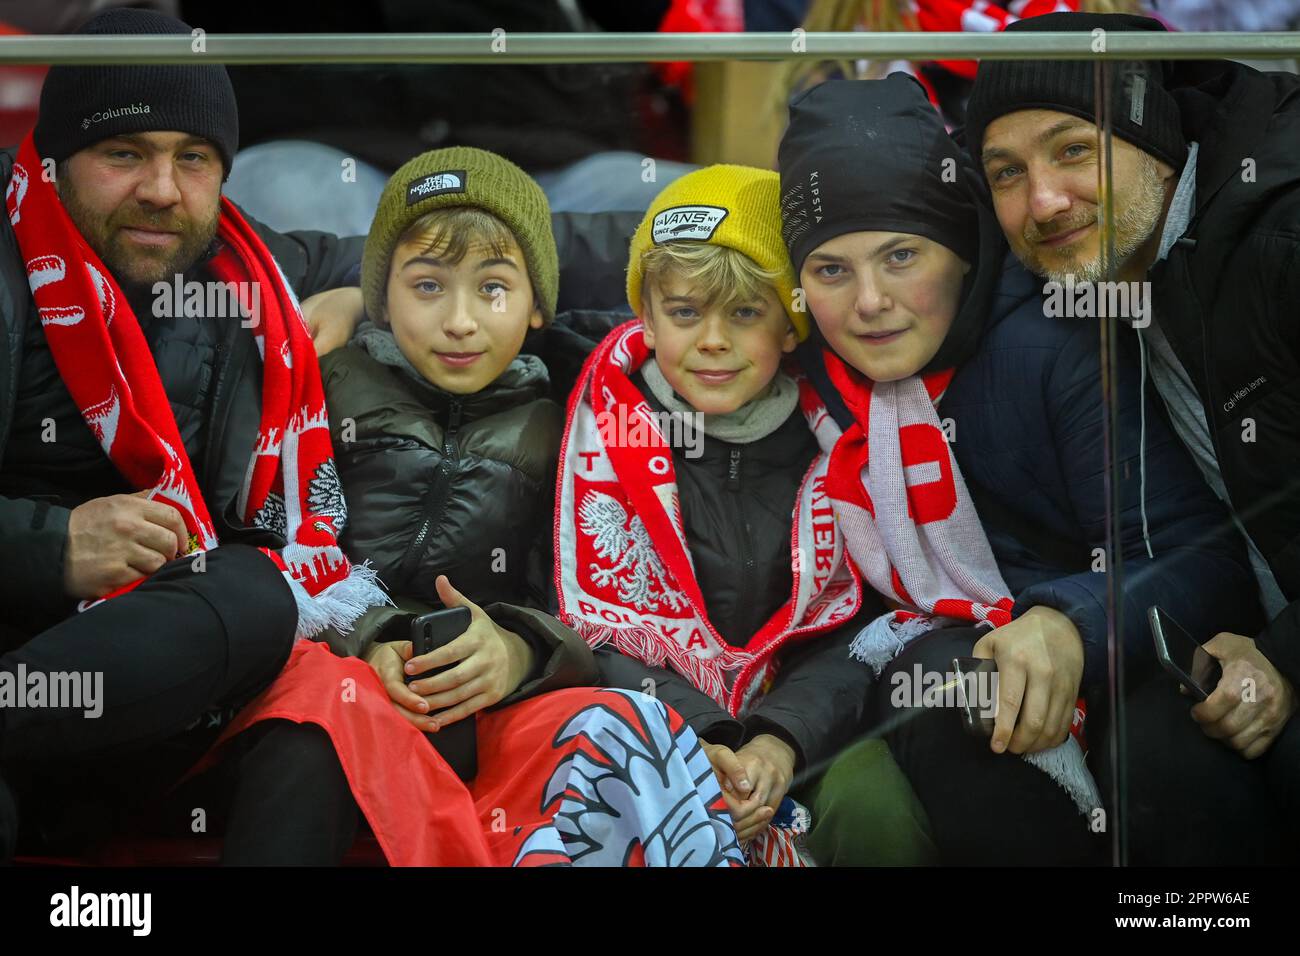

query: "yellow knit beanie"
xmin=626 ymin=164 xmax=807 ymax=340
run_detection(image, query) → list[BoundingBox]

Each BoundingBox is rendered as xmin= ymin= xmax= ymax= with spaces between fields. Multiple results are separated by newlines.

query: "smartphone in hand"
xmin=405 ymin=606 xmax=472 ymax=685
xmin=952 ymin=656 xmax=998 ymax=738
xmin=405 ymin=605 xmax=477 ymax=780
xmin=1148 ymin=606 xmax=1222 ymax=702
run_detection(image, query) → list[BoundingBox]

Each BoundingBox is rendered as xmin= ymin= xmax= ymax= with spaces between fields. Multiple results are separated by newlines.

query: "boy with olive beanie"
xmin=328 ymin=145 xmax=563 ymax=621
xmin=555 ymin=165 xmax=886 ymax=864
xmin=296 ymin=146 xmax=742 ymax=867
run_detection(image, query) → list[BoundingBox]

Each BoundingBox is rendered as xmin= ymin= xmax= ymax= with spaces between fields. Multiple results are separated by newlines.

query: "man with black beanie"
xmin=0 ymin=8 xmax=368 ymax=863
xmin=968 ymin=11 xmax=1300 ymax=863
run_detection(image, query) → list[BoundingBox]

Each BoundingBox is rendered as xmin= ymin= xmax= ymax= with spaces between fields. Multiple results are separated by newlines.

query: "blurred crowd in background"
xmin=0 ymin=2 xmax=1296 ymax=230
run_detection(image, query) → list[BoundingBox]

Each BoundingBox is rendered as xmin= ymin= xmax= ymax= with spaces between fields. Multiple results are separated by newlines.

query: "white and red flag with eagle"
xmin=555 ymin=320 xmax=862 ymax=720
xmin=6 ymin=133 xmax=387 ymax=637
xmin=816 ymin=348 xmax=1100 ymax=814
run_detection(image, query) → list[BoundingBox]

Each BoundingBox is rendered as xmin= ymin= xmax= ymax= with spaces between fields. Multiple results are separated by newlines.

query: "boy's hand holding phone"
xmin=363 ymin=639 xmax=435 ymax=729
xmin=363 ymin=575 xmax=535 ymax=732
xmin=1191 ymin=631 xmax=1297 ymax=760
xmin=402 ymin=575 xmax=535 ymax=729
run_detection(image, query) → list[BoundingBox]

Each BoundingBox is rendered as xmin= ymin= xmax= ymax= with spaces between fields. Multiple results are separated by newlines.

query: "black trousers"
xmin=873 ymin=627 xmax=1105 ymax=866
xmin=1095 ymin=672 xmax=1300 ymax=866
xmin=0 ymin=544 xmax=358 ymax=865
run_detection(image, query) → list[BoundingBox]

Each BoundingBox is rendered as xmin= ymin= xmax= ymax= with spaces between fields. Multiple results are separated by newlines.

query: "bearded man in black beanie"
xmin=0 ymin=8 xmax=371 ymax=864
xmin=968 ymin=12 xmax=1300 ymax=863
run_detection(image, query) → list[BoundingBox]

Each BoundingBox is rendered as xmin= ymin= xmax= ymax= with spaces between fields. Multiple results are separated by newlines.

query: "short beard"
xmin=58 ymin=175 xmax=219 ymax=297
xmin=1023 ymin=152 xmax=1167 ymax=285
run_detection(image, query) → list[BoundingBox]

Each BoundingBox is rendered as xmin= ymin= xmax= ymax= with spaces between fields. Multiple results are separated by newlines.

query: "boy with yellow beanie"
xmin=554 ymin=165 xmax=882 ymax=864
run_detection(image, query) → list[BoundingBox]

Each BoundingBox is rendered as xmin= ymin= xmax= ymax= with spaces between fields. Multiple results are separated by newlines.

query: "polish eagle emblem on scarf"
xmin=579 ymin=490 xmax=687 ymax=613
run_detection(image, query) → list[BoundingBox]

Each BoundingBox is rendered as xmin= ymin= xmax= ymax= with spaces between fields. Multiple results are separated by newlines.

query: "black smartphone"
xmin=952 ymin=656 xmax=998 ymax=737
xmin=1148 ymin=606 xmax=1222 ymax=702
xmin=404 ymin=606 xmax=471 ymax=685
xmin=405 ymin=605 xmax=477 ymax=780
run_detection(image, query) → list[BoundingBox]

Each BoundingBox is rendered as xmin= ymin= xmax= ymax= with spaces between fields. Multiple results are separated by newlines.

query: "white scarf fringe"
xmin=284 ymin=559 xmax=390 ymax=639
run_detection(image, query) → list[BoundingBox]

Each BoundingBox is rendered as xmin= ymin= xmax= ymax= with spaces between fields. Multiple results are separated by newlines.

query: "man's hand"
xmin=1192 ymin=632 xmax=1297 ymax=759
xmin=63 ymin=491 xmax=189 ymax=599
xmin=403 ymin=575 xmax=535 ymax=729
xmin=301 ymin=286 xmax=364 ymax=357
xmin=973 ymin=605 xmax=1084 ymax=756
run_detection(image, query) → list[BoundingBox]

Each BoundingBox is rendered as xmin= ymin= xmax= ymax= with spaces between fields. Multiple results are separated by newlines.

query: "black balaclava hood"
xmin=779 ymin=73 xmax=1000 ymax=375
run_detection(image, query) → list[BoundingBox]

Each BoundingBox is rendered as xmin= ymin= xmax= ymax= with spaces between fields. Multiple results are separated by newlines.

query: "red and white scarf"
xmin=554 ymin=321 xmax=862 ymax=717
xmin=818 ymin=350 xmax=1100 ymax=814
xmin=6 ymin=134 xmax=387 ymax=637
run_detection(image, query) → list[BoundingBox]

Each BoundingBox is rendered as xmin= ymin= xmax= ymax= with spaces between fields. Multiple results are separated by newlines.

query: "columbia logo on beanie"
xmin=81 ymin=103 xmax=152 ymax=131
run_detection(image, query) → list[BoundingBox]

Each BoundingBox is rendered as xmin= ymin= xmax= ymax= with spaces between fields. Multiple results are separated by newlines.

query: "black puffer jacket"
xmin=0 ymin=148 xmax=364 ymax=633
xmin=318 ymin=340 xmax=595 ymax=696
xmin=321 ymin=343 xmax=562 ymax=609
xmin=594 ymin=371 xmax=879 ymax=779
xmin=1153 ymin=60 xmax=1300 ymax=686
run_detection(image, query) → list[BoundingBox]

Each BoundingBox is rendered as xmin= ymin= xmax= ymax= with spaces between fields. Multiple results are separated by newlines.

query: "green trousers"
xmin=797 ymin=737 xmax=938 ymax=866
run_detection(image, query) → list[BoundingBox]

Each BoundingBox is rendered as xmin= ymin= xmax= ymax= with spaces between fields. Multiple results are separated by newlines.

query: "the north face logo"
xmin=651 ymin=205 xmax=728 ymax=244
xmin=406 ymin=171 xmax=467 ymax=205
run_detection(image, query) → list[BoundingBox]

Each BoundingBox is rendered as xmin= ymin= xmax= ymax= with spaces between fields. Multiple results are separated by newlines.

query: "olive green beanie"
xmin=361 ymin=146 xmax=559 ymax=324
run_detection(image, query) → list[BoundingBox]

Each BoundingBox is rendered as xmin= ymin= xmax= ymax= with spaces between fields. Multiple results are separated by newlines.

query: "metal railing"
xmin=0 ymin=31 xmax=1295 ymax=65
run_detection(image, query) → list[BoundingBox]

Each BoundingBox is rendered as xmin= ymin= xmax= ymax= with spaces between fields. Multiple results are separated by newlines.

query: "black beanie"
xmin=34 ymin=9 xmax=239 ymax=177
xmin=779 ymin=74 xmax=981 ymax=278
xmin=965 ymin=12 xmax=1185 ymax=171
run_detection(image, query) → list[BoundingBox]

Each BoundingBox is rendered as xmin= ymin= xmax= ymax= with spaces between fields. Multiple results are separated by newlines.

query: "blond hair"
xmin=639 ymin=242 xmax=783 ymax=314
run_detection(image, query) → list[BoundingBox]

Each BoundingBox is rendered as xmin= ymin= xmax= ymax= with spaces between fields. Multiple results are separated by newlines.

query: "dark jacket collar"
xmin=1169 ymin=59 xmax=1296 ymax=222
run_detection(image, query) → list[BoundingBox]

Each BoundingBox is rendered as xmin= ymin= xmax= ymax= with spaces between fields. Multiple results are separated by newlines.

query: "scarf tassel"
xmin=282 ymin=559 xmax=390 ymax=639
xmin=1023 ymin=736 xmax=1103 ymax=816
xmin=849 ymin=612 xmax=939 ymax=675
